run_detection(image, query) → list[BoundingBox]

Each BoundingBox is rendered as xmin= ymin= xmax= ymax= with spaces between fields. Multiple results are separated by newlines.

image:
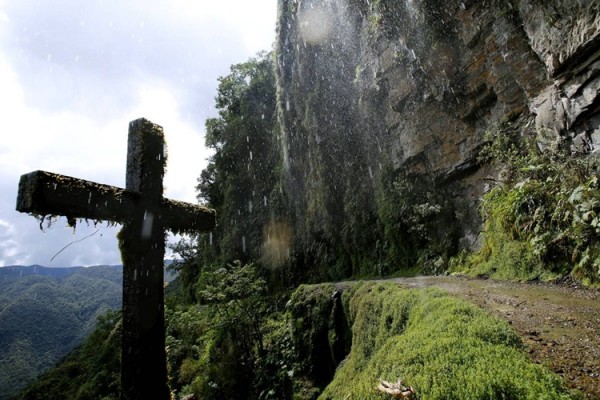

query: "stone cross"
xmin=16 ymin=118 xmax=216 ymax=400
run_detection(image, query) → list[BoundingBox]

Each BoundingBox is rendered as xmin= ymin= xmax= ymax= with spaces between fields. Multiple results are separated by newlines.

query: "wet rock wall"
xmin=275 ymin=0 xmax=600 ymax=270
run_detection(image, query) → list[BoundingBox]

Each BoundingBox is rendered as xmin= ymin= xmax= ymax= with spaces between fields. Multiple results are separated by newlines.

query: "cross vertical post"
xmin=119 ymin=119 xmax=169 ymax=400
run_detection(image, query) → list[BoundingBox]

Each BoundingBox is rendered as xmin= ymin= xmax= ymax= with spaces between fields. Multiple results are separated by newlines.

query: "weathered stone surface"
xmin=276 ymin=0 xmax=600 ymax=249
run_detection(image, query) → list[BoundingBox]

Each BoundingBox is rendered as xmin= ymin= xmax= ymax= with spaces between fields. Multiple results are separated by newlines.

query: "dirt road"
xmin=391 ymin=276 xmax=600 ymax=399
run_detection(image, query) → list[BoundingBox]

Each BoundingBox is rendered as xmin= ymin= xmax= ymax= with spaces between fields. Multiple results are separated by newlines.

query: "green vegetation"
xmin=452 ymin=128 xmax=600 ymax=285
xmin=376 ymin=168 xmax=458 ymax=276
xmin=166 ymin=261 xmax=294 ymax=400
xmin=21 ymin=277 xmax=573 ymax=400
xmin=15 ymin=52 xmax=290 ymax=400
xmin=196 ymin=51 xmax=283 ymax=268
xmin=15 ymin=261 xmax=295 ymax=400
xmin=0 ymin=266 xmax=121 ymax=400
xmin=15 ymin=310 xmax=121 ymax=400
xmin=286 ymin=283 xmax=351 ymax=397
xmin=319 ymin=282 xmax=570 ymax=400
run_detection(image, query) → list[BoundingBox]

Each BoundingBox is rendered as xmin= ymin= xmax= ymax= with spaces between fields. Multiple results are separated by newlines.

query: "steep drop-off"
xmin=275 ymin=0 xmax=600 ymax=275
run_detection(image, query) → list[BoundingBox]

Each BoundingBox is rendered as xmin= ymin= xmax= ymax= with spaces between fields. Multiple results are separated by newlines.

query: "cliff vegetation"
xmin=17 ymin=280 xmax=576 ymax=399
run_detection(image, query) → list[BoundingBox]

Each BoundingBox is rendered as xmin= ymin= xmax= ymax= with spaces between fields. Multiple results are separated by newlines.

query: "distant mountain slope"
xmin=0 ymin=265 xmax=122 ymax=400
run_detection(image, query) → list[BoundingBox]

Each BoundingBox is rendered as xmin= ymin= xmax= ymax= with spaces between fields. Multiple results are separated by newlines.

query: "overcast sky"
xmin=0 ymin=0 xmax=278 ymax=267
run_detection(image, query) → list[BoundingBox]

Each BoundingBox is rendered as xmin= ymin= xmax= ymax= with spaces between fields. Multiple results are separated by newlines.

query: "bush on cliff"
xmin=452 ymin=127 xmax=600 ymax=286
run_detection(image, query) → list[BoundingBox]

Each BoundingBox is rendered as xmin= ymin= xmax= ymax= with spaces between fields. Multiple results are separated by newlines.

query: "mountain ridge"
xmin=0 ymin=264 xmax=121 ymax=278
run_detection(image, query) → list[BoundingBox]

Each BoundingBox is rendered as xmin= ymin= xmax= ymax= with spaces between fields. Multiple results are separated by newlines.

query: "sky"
xmin=0 ymin=0 xmax=278 ymax=267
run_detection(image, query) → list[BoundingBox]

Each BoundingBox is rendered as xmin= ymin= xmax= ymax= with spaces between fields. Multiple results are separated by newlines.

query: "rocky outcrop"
xmin=275 ymin=0 xmax=600 ymax=272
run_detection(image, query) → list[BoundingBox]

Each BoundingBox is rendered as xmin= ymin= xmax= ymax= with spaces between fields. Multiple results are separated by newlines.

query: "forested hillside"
xmin=0 ymin=265 xmax=122 ymax=400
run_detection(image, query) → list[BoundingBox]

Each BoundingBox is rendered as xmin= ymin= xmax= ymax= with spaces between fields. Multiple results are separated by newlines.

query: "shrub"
xmin=453 ymin=128 xmax=600 ymax=285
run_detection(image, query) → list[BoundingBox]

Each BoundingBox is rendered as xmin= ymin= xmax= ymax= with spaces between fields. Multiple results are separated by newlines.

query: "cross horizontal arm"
xmin=17 ymin=170 xmax=133 ymax=223
xmin=161 ymin=198 xmax=216 ymax=233
xmin=17 ymin=170 xmax=216 ymax=233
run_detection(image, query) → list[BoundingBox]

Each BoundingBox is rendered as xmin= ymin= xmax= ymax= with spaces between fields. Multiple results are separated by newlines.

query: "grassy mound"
xmin=319 ymin=282 xmax=571 ymax=399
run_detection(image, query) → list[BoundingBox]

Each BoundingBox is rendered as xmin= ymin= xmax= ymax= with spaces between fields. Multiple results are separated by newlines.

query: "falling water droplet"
xmin=368 ymin=166 xmax=374 ymax=179
xmin=264 ymin=196 xmax=268 ymax=207
xmin=242 ymin=236 xmax=246 ymax=253
xmin=248 ymin=200 xmax=253 ymax=213
xmin=53 ymin=183 xmax=57 ymax=190
xmin=142 ymin=211 xmax=154 ymax=239
xmin=209 ymin=232 xmax=213 ymax=246
xmin=286 ymin=100 xmax=290 ymax=111
xmin=134 ymin=269 xmax=137 ymax=281
xmin=88 ymin=192 xmax=92 ymax=204
xmin=249 ymin=151 xmax=253 ymax=160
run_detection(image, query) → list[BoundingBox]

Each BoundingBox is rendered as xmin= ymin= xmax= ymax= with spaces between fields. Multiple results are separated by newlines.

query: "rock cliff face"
xmin=275 ymin=0 xmax=600 ymax=273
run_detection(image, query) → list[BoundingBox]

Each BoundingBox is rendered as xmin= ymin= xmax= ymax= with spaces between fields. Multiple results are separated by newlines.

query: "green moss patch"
xmin=318 ymin=282 xmax=571 ymax=400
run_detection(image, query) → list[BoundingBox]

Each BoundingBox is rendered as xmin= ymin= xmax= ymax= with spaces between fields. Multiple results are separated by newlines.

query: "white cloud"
xmin=0 ymin=0 xmax=277 ymax=267
xmin=1 ymin=0 xmax=275 ymax=125
xmin=0 ymin=219 xmax=15 ymax=234
xmin=0 ymin=219 xmax=24 ymax=265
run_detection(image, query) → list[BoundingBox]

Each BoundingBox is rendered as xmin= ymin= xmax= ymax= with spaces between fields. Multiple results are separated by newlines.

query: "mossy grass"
xmin=319 ymin=282 xmax=571 ymax=400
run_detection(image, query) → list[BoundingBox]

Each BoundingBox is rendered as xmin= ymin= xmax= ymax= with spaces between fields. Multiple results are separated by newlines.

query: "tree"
xmin=196 ymin=52 xmax=282 ymax=266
